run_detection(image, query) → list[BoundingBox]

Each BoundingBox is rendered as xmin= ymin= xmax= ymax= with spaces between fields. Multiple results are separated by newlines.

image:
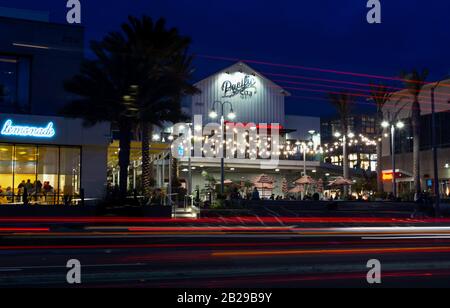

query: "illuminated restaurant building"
xmin=106 ymin=62 xmax=328 ymax=198
xmin=172 ymin=62 xmax=333 ymax=198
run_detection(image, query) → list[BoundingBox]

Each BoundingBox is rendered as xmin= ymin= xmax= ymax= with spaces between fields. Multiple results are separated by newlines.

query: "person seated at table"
xmin=5 ymin=187 xmax=12 ymax=198
xmin=43 ymin=181 xmax=54 ymax=194
xmin=0 ymin=186 xmax=8 ymax=204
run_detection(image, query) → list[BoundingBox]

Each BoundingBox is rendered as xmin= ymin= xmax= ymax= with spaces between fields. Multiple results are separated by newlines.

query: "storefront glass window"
xmin=14 ymin=145 xmax=37 ymax=195
xmin=0 ymin=144 xmax=13 ymax=204
xmin=60 ymin=147 xmax=81 ymax=196
xmin=0 ymin=143 xmax=81 ymax=205
xmin=37 ymin=146 xmax=59 ymax=202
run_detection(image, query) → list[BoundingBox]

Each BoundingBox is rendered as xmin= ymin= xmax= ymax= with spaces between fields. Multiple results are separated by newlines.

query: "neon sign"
xmin=1 ymin=119 xmax=56 ymax=138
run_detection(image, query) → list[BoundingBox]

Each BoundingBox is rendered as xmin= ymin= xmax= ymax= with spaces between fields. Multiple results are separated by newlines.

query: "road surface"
xmin=1 ymin=216 xmax=450 ymax=288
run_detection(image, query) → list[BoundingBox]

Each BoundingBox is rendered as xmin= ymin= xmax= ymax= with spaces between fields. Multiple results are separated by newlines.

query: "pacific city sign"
xmin=221 ymin=74 xmax=257 ymax=99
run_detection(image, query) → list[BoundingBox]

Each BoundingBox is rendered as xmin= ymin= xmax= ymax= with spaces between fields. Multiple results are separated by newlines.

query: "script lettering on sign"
xmin=1 ymin=119 xmax=56 ymax=138
xmin=221 ymin=75 xmax=257 ymax=99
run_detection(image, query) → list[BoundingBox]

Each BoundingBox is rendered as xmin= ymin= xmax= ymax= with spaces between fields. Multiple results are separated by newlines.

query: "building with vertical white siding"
xmin=173 ymin=62 xmax=333 ymax=198
xmin=189 ymin=62 xmax=289 ymax=126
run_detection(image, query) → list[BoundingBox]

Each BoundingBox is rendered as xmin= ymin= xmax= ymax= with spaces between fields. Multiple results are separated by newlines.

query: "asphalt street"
xmin=2 ymin=216 xmax=450 ymax=288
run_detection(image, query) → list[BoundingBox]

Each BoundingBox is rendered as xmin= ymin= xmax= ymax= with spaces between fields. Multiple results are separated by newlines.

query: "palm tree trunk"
xmin=376 ymin=139 xmax=384 ymax=194
xmin=141 ymin=121 xmax=155 ymax=198
xmin=412 ymin=99 xmax=421 ymax=198
xmin=171 ymin=156 xmax=179 ymax=187
xmin=118 ymin=121 xmax=131 ymax=198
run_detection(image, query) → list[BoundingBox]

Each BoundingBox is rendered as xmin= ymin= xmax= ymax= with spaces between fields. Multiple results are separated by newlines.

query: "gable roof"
xmin=195 ymin=61 xmax=291 ymax=97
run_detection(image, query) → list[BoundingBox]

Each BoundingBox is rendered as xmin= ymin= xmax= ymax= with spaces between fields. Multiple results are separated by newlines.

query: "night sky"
xmin=1 ymin=0 xmax=449 ymax=117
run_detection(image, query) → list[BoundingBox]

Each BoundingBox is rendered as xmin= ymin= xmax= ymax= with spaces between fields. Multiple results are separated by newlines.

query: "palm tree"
xmin=115 ymin=16 xmax=198 ymax=198
xmin=401 ymin=69 xmax=429 ymax=197
xmin=62 ymin=39 xmax=139 ymax=197
xmin=369 ymin=83 xmax=392 ymax=194
xmin=328 ymin=92 xmax=355 ymax=196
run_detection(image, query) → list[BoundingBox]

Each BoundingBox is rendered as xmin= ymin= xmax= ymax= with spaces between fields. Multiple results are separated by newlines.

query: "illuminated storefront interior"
xmin=0 ymin=143 xmax=81 ymax=204
xmin=0 ymin=114 xmax=110 ymax=205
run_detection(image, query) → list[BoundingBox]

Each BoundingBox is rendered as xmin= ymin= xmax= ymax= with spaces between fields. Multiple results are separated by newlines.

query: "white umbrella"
xmin=329 ymin=177 xmax=353 ymax=187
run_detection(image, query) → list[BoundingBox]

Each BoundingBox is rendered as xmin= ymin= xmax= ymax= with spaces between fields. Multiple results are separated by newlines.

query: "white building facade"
xmin=176 ymin=62 xmax=323 ymax=198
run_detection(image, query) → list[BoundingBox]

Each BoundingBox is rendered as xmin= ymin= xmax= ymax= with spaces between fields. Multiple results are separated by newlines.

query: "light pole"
xmin=334 ymin=131 xmax=354 ymax=196
xmin=209 ymin=101 xmax=236 ymax=195
xmin=333 ymin=131 xmax=350 ymax=178
xmin=187 ymin=124 xmax=193 ymax=196
xmin=306 ymin=130 xmax=317 ymax=176
xmin=431 ymin=76 xmax=449 ymax=216
xmin=382 ymin=120 xmax=404 ymax=199
xmin=296 ymin=141 xmax=307 ymax=176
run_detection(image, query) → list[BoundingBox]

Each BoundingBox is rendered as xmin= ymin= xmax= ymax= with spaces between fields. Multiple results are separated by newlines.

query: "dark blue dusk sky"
xmin=1 ymin=0 xmax=449 ymax=117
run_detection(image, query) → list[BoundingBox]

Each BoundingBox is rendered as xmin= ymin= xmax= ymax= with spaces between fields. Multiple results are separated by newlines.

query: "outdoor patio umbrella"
xmin=253 ymin=183 xmax=275 ymax=189
xmin=329 ymin=177 xmax=353 ymax=187
xmin=328 ymin=177 xmax=353 ymax=198
xmin=253 ymin=174 xmax=275 ymax=199
xmin=288 ymin=186 xmax=304 ymax=194
xmin=294 ymin=176 xmax=317 ymax=197
xmin=294 ymin=176 xmax=317 ymax=185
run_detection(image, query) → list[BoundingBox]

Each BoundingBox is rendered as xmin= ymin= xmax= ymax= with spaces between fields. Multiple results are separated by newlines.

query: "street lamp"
xmin=209 ymin=101 xmax=235 ymax=194
xmin=228 ymin=110 xmax=236 ymax=120
xmin=396 ymin=122 xmax=405 ymax=129
xmin=333 ymin=131 xmax=354 ymax=178
xmin=209 ymin=110 xmax=218 ymax=119
xmin=382 ymin=120 xmax=404 ymax=198
xmin=296 ymin=141 xmax=307 ymax=176
xmin=431 ymin=75 xmax=449 ymax=216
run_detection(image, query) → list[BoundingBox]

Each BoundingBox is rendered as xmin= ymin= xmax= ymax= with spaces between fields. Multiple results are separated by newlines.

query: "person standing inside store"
xmin=17 ymin=180 xmax=26 ymax=202
xmin=25 ymin=180 xmax=33 ymax=193
xmin=23 ymin=180 xmax=33 ymax=205
xmin=34 ymin=180 xmax=43 ymax=202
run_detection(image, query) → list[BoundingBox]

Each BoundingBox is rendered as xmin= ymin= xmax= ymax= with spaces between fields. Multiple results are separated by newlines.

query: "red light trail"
xmin=0 ymin=227 xmax=50 ymax=232
xmin=0 ymin=216 xmax=444 ymax=224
